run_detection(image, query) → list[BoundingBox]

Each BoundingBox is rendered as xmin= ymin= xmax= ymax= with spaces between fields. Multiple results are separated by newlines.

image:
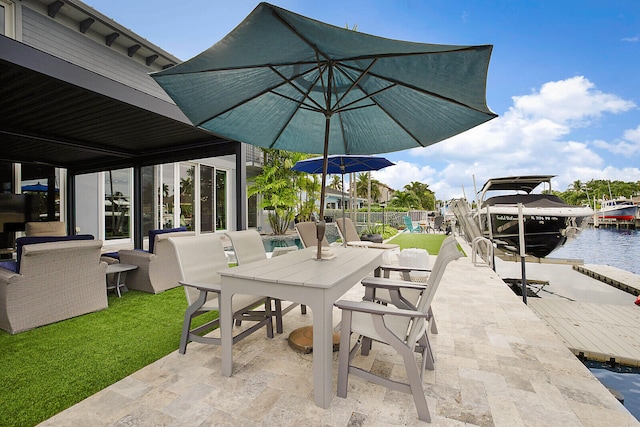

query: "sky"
xmin=84 ymin=0 xmax=640 ymax=202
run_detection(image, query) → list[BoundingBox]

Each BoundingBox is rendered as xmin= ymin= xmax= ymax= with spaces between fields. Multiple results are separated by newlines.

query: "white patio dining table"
xmin=218 ymin=246 xmax=383 ymax=409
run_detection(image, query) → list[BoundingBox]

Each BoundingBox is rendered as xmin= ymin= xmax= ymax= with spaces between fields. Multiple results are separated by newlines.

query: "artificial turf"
xmin=0 ymin=287 xmax=215 ymax=427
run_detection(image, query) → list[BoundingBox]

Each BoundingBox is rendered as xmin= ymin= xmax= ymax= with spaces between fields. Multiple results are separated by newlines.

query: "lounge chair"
xmin=225 ymin=230 xmax=305 ymax=333
xmin=432 ymin=215 xmax=444 ymax=233
xmin=335 ymin=217 xmax=399 ymax=250
xmin=334 ymin=236 xmax=462 ymax=422
xmin=403 ymin=215 xmax=420 ymax=233
xmin=169 ymin=234 xmax=275 ymax=354
xmin=0 ymin=238 xmax=107 ymax=334
xmin=118 ymin=227 xmax=194 ymax=293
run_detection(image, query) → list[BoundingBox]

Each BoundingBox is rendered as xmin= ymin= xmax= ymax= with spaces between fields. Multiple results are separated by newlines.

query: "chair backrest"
xmin=336 ymin=217 xmax=360 ymax=242
xmin=403 ymin=216 xmax=414 ymax=231
xmin=169 ymin=234 xmax=228 ymax=305
xmin=225 ymin=230 xmax=267 ymax=265
xmin=407 ymin=236 xmax=462 ymax=345
xmin=433 ymin=216 xmax=444 ymax=230
xmin=295 ymin=222 xmax=329 ymax=248
xmin=148 ymin=226 xmax=187 ymax=254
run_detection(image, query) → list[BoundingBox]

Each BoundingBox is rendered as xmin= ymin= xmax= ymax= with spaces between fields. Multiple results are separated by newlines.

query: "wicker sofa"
xmin=118 ymin=228 xmax=195 ymax=294
xmin=0 ymin=239 xmax=107 ymax=334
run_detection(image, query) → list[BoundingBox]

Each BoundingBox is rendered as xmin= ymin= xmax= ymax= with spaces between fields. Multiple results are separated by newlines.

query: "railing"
xmin=245 ymin=144 xmax=263 ymax=167
xmin=323 ymin=209 xmax=431 ymax=229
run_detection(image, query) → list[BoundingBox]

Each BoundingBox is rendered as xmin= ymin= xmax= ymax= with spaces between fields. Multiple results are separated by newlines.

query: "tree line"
xmin=552 ymin=179 xmax=640 ymax=207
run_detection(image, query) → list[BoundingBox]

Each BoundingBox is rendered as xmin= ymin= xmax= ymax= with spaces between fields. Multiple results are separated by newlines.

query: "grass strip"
xmin=387 ymin=232 xmax=449 ymax=253
xmin=0 ymin=287 xmax=216 ymax=427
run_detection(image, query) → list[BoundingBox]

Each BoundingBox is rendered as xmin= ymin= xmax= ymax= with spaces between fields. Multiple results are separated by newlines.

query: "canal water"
xmin=552 ymin=226 xmax=640 ymax=275
xmin=551 ymin=227 xmax=640 ymax=420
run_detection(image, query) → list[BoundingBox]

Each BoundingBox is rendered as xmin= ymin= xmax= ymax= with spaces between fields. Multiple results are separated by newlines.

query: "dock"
xmin=528 ymin=299 xmax=640 ymax=367
xmin=574 ymin=264 xmax=640 ymax=296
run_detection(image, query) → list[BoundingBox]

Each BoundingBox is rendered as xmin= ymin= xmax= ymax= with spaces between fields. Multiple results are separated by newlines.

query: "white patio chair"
xmin=225 ymin=230 xmax=306 ymax=334
xmin=169 ymin=234 xmax=275 ymax=354
xmin=334 ymin=235 xmax=462 ymax=422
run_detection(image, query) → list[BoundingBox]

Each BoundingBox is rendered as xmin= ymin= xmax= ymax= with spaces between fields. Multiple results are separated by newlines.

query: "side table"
xmin=106 ymin=263 xmax=138 ymax=297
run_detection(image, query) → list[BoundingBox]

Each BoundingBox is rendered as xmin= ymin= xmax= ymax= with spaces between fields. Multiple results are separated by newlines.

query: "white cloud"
xmin=373 ymin=160 xmax=436 ymax=191
xmin=385 ymin=76 xmax=640 ymax=200
xmin=622 ymin=36 xmax=639 ymax=42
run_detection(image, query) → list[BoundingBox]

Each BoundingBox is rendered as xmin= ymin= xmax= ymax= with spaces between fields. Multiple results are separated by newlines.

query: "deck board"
xmin=529 ymin=298 xmax=640 ymax=366
xmin=574 ymin=264 xmax=640 ymax=295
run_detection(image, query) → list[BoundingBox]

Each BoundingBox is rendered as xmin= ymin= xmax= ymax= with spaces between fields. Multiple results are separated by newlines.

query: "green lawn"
xmin=387 ymin=231 xmax=450 ymax=253
xmin=0 ymin=287 xmax=215 ymax=427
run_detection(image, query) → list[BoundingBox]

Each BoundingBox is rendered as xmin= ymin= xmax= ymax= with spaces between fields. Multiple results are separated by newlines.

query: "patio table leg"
xmin=220 ymin=292 xmax=234 ymax=377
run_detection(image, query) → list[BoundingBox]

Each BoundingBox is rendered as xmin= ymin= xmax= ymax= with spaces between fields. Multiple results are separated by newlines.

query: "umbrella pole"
xmin=341 ymin=173 xmax=346 ymax=247
xmin=317 ymin=116 xmax=331 ymax=260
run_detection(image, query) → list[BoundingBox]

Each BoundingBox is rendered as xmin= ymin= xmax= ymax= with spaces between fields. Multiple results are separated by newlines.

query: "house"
xmin=0 ymin=0 xmax=262 ymax=252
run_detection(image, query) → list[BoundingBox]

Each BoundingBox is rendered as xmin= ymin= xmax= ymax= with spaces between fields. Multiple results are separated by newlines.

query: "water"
xmin=550 ymin=226 xmax=640 ymax=420
xmin=551 ymin=227 xmax=640 ymax=274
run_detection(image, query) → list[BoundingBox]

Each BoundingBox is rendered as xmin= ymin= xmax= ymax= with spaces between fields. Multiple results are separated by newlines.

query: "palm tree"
xmin=390 ymin=190 xmax=420 ymax=209
xmin=328 ymin=174 xmax=342 ymax=191
xmin=403 ymin=181 xmax=435 ymax=210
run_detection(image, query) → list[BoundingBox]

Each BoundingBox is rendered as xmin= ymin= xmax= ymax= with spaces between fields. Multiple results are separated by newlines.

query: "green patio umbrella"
xmin=152 ymin=2 xmax=497 ymax=259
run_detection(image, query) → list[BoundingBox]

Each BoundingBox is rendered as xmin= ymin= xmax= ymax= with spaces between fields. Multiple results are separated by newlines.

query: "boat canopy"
xmin=479 ymin=175 xmax=556 ymax=194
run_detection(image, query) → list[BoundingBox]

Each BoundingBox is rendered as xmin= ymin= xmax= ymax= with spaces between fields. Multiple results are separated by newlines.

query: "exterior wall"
xmin=20 ymin=3 xmax=172 ymax=101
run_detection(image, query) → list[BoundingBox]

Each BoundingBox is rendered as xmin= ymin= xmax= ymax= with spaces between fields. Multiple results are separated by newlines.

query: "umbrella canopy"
xmin=293 ymin=155 xmax=394 ymax=245
xmin=152 ymin=2 xmax=497 ymax=258
xmin=292 ymin=155 xmax=394 ymax=175
xmin=21 ymin=183 xmax=57 ymax=192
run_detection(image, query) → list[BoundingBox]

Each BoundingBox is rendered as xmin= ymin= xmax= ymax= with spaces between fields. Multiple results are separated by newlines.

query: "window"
xmin=216 ymin=170 xmax=227 ymax=230
xmin=179 ymin=163 xmax=195 ymax=230
xmin=200 ymin=165 xmax=214 ymax=232
xmin=0 ymin=0 xmax=15 ymax=38
xmin=104 ymin=169 xmax=131 ymax=240
xmin=200 ymin=166 xmax=227 ymax=232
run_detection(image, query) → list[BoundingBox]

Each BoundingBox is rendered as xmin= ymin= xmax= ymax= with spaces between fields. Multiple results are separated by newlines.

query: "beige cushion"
xmin=25 ymin=221 xmax=67 ymax=237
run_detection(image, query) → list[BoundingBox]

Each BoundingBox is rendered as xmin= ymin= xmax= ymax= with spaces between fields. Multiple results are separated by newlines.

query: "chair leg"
xmin=274 ymin=299 xmax=283 ymax=334
xmin=428 ymin=307 xmax=438 ymax=334
xmin=265 ymin=298 xmax=275 ymax=338
xmin=337 ymin=310 xmax=353 ymax=398
xmin=179 ymin=289 xmax=209 ymax=355
xmin=300 ymin=304 xmax=307 ymax=315
xmin=381 ymin=322 xmax=432 ymax=422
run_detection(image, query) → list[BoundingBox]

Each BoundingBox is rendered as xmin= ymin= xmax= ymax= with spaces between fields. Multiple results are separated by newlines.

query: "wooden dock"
xmin=573 ymin=264 xmax=640 ymax=296
xmin=528 ymin=299 xmax=640 ymax=367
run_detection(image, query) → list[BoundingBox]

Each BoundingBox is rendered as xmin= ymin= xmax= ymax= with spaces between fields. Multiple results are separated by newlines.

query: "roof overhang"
xmin=0 ymin=35 xmax=238 ymax=174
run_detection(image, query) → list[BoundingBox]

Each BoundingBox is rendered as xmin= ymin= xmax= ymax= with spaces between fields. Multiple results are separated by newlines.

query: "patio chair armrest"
xmin=118 ymin=249 xmax=155 ymax=264
xmin=362 ymin=277 xmax=427 ymax=291
xmin=0 ymin=268 xmax=19 ymax=284
xmin=335 ymin=300 xmax=427 ymax=318
xmin=379 ymin=264 xmax=430 ymax=273
xmin=179 ymin=281 xmax=221 ymax=293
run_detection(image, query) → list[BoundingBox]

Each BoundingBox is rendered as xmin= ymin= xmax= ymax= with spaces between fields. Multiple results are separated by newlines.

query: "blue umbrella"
xmin=292 ymin=155 xmax=394 ymax=175
xmin=293 ymin=155 xmax=394 ymax=245
xmin=152 ymin=2 xmax=497 ymax=259
xmin=21 ymin=183 xmax=51 ymax=192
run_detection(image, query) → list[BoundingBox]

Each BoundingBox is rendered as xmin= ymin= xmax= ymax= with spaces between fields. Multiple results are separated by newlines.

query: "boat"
xmin=476 ymin=175 xmax=593 ymax=258
xmin=597 ymin=197 xmax=638 ymax=221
